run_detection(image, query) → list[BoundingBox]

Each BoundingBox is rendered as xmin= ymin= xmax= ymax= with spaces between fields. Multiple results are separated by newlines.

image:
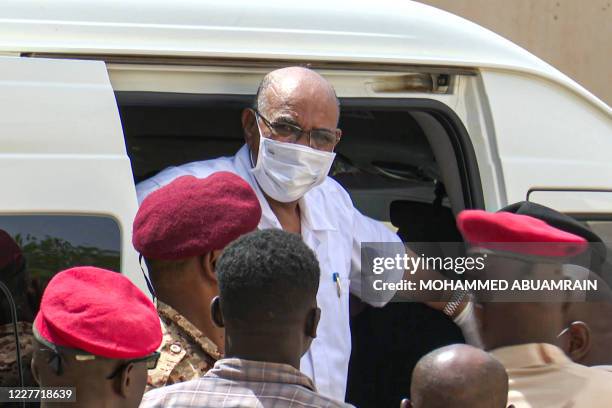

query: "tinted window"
xmin=0 ymin=215 xmax=120 ymax=389
xmin=0 ymin=215 xmax=121 ymax=321
xmin=583 ymin=220 xmax=612 ymax=253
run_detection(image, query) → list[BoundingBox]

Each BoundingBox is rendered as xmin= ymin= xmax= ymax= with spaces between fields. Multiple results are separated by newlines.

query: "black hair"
xmin=217 ymin=229 xmax=320 ymax=322
xmin=144 ymin=257 xmax=191 ymax=281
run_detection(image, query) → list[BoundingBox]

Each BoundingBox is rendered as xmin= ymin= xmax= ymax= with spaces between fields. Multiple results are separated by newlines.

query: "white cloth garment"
xmin=136 ymin=145 xmax=403 ymax=401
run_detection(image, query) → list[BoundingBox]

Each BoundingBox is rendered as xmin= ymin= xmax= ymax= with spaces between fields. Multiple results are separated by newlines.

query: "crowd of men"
xmin=1 ymin=67 xmax=612 ymax=408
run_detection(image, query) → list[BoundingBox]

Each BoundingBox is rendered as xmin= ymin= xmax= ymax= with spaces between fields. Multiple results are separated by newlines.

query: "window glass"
xmin=0 ymin=215 xmax=120 ymax=388
xmin=583 ymin=220 xmax=612 ymax=252
xmin=0 ymin=215 xmax=121 ymax=319
xmin=528 ymin=190 xmax=612 ymax=214
xmin=528 ymin=189 xmax=612 ymax=253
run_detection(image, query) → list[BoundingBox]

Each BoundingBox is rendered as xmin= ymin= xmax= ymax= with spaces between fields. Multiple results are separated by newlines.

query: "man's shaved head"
xmin=254 ymin=66 xmax=339 ymax=118
xmin=409 ymin=344 xmax=509 ymax=408
xmin=243 ymin=66 xmax=342 ymax=162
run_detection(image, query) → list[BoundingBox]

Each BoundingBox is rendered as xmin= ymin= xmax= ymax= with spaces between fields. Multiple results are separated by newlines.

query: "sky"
xmin=1 ymin=215 xmax=121 ymax=252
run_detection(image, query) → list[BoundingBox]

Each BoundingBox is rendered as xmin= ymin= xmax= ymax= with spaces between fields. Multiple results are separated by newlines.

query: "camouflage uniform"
xmin=146 ymin=301 xmax=222 ymax=391
xmin=0 ymin=321 xmax=35 ymax=387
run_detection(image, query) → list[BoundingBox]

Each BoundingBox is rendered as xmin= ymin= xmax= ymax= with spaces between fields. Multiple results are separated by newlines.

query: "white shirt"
xmin=136 ymin=145 xmax=403 ymax=401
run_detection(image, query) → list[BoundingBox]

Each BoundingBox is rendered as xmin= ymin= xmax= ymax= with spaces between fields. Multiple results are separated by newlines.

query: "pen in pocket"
xmin=333 ymin=272 xmax=341 ymax=298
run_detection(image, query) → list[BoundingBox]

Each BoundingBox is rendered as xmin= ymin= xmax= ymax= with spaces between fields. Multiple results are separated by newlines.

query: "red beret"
xmin=0 ymin=230 xmax=23 ymax=270
xmin=457 ymin=210 xmax=588 ymax=258
xmin=34 ymin=266 xmax=161 ymax=359
xmin=133 ymin=172 xmax=262 ymax=261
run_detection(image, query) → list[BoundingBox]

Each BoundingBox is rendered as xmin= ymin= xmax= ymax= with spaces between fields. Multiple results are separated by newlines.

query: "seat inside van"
xmin=118 ymin=92 xmax=468 ymax=407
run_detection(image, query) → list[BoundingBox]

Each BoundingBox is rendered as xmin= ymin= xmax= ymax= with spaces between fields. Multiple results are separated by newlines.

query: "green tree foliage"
xmin=15 ymin=233 xmax=120 ymax=311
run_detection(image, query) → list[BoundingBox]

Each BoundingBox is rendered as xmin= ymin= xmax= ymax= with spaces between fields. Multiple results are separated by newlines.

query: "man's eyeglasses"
xmin=37 ymin=343 xmax=160 ymax=379
xmin=253 ymin=109 xmax=341 ymax=151
xmin=35 ymin=326 xmax=161 ymax=378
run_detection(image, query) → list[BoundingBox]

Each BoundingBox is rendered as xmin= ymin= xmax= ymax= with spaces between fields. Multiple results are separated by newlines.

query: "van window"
xmin=528 ymin=190 xmax=612 ymax=215
xmin=584 ymin=220 xmax=612 ymax=245
xmin=580 ymin=219 xmax=612 ymax=266
xmin=528 ymin=189 xmax=612 ymax=250
xmin=0 ymin=214 xmax=121 ymax=324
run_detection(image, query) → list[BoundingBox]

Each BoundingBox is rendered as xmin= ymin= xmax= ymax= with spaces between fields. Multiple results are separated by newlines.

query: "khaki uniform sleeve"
xmin=146 ymin=306 xmax=220 ymax=392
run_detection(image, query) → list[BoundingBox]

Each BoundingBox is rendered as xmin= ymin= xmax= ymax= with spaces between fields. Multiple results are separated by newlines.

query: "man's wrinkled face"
xmin=244 ymin=68 xmax=341 ymax=161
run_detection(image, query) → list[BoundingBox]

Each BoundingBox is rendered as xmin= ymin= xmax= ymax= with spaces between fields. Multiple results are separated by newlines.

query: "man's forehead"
xmin=261 ymin=70 xmax=337 ymax=113
xmin=265 ymin=83 xmax=334 ymax=108
xmin=264 ymin=93 xmax=339 ymax=131
xmin=266 ymin=67 xmax=331 ymax=92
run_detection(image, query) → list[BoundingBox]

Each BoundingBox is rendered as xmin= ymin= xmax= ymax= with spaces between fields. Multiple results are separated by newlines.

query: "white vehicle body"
xmin=0 ymin=0 xmax=610 ymax=292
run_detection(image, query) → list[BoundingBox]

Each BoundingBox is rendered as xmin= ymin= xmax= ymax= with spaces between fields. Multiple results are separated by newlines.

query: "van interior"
xmin=117 ymin=92 xmax=478 ymax=408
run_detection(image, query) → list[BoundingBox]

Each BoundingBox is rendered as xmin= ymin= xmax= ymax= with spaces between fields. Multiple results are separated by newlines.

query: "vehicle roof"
xmin=1 ymin=0 xmax=609 ymax=112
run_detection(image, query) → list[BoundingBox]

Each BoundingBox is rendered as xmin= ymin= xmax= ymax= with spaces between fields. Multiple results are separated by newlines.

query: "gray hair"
xmin=253 ymin=73 xmax=275 ymax=114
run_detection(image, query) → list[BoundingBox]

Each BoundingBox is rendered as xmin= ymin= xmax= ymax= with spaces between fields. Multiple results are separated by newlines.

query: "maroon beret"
xmin=34 ymin=266 xmax=162 ymax=359
xmin=133 ymin=172 xmax=262 ymax=260
xmin=0 ymin=230 xmax=23 ymax=270
xmin=457 ymin=210 xmax=588 ymax=258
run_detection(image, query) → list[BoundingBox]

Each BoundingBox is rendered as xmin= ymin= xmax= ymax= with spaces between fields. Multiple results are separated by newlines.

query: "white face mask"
xmin=250 ymin=120 xmax=336 ymax=203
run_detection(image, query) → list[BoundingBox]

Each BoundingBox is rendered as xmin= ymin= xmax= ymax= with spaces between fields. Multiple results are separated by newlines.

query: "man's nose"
xmin=294 ymin=131 xmax=311 ymax=147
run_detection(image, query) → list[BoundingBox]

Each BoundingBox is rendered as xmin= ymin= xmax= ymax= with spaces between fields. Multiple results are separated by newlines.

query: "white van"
xmin=1 ymin=0 xmax=611 ymax=404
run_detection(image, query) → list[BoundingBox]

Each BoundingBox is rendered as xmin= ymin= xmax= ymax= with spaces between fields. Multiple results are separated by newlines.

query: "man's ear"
xmin=305 ymin=307 xmax=321 ymax=339
xmin=241 ymin=108 xmax=259 ymax=152
xmin=117 ymin=362 xmax=134 ymax=398
xmin=400 ymin=398 xmax=412 ymax=408
xmin=200 ymin=251 xmax=222 ymax=283
xmin=565 ymin=321 xmax=592 ymax=363
xmin=334 ymin=128 xmax=343 ymax=148
xmin=211 ymin=296 xmax=225 ymax=328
